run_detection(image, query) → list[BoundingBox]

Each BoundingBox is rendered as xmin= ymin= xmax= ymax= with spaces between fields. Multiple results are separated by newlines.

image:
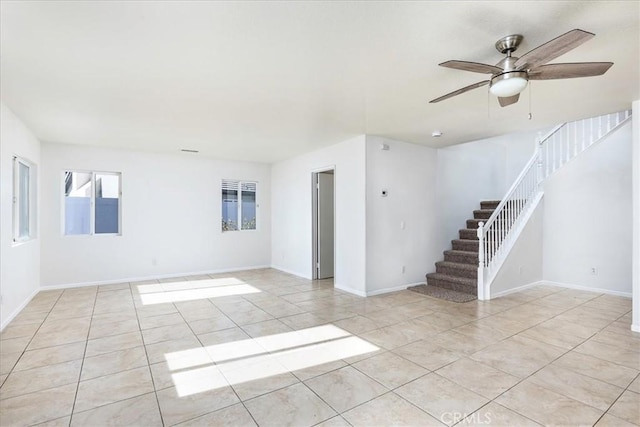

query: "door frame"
xmin=311 ymin=166 xmax=336 ymax=280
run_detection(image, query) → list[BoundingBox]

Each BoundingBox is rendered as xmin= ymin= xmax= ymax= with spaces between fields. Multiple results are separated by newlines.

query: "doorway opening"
xmin=312 ymin=168 xmax=335 ymax=280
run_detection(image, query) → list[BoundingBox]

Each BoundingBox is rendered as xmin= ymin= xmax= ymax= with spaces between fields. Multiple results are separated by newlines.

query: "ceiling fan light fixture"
xmin=489 ymin=71 xmax=529 ymax=97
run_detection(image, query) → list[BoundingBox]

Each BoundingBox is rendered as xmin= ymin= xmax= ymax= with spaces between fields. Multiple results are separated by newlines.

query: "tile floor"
xmin=0 ymin=269 xmax=638 ymax=427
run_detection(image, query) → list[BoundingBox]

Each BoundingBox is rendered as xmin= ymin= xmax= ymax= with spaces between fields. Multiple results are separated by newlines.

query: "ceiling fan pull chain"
xmin=528 ymin=82 xmax=533 ymax=120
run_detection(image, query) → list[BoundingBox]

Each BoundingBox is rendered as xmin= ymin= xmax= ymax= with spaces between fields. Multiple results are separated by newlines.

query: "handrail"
xmin=482 ymin=153 xmax=538 ymax=231
xmin=538 ymin=123 xmax=566 ymax=146
xmin=478 ymin=109 xmax=632 ymax=300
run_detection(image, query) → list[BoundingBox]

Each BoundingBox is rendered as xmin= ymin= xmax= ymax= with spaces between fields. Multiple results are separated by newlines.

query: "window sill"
xmin=12 ymin=237 xmax=37 ymax=247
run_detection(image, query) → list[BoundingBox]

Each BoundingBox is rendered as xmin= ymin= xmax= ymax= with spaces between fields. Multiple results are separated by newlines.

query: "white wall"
xmin=40 ymin=143 xmax=271 ymax=287
xmin=435 ymin=128 xmax=543 ymax=252
xmin=365 ymin=136 xmax=440 ymax=294
xmin=1 ymin=103 xmax=41 ymax=328
xmin=632 ymin=100 xmax=639 ymax=331
xmin=490 ymin=200 xmax=544 ymax=297
xmin=271 ymin=136 xmax=366 ymax=296
xmin=543 ymin=122 xmax=632 ymax=295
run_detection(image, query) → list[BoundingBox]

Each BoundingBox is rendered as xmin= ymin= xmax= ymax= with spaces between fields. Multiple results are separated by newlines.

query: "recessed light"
xmin=180 ymin=149 xmax=199 ymax=153
xmin=432 ymin=131 xmax=443 ymax=137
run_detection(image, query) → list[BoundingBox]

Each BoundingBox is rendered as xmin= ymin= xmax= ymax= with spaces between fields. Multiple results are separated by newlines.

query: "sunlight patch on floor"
xmin=139 ymin=282 xmax=260 ymax=305
xmin=166 ymin=326 xmax=379 ymax=397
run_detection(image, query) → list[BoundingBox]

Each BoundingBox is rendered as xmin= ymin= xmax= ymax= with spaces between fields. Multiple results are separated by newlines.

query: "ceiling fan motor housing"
xmin=495 ymin=34 xmax=524 ymax=55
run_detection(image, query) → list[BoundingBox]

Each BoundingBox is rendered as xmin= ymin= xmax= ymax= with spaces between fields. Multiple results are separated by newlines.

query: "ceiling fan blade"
xmin=429 ymin=80 xmax=490 ymax=103
xmin=515 ymin=29 xmax=595 ymax=70
xmin=498 ymin=94 xmax=520 ymax=107
xmin=439 ymin=60 xmax=503 ymax=74
xmin=528 ymin=62 xmax=613 ymax=80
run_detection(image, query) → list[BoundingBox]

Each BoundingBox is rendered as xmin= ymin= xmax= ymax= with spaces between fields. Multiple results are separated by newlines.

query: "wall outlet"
xmin=401 ymin=266 xmax=405 ymax=274
xmin=518 ymin=266 xmax=523 ymax=275
xmin=152 ymin=258 xmax=157 ymax=266
xmin=590 ymin=267 xmax=597 ymax=275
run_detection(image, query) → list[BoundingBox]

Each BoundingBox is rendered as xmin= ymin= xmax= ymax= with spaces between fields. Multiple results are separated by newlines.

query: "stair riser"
xmin=452 ymin=240 xmax=479 ymax=251
xmin=436 ymin=264 xmax=477 ymax=279
xmin=426 ymin=276 xmax=477 ymax=295
xmin=466 ymin=219 xmax=509 ymax=229
xmin=459 ymin=229 xmax=478 ymax=240
xmin=473 ymin=210 xmax=494 ymax=220
xmin=480 ymin=201 xmax=500 ymax=210
xmin=444 ymin=252 xmax=478 ymax=265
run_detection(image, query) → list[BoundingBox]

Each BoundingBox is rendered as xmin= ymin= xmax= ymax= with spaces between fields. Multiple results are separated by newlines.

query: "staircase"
xmin=421 ymin=200 xmax=499 ymax=302
xmin=412 ymin=109 xmax=632 ymax=303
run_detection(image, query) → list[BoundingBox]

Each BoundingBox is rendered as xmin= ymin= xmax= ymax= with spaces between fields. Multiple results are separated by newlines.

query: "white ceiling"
xmin=1 ymin=1 xmax=638 ymax=163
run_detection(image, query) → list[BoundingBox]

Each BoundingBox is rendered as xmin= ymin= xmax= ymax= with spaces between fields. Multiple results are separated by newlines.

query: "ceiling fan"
xmin=430 ymin=29 xmax=613 ymax=107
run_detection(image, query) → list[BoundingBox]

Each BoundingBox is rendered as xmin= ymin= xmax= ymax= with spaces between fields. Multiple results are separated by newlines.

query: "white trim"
xmin=334 ymin=283 xmax=367 ymax=297
xmin=484 ymin=191 xmax=544 ymax=296
xmin=542 ymin=280 xmax=632 ymax=298
xmin=492 ymin=279 xmax=633 ymax=299
xmin=40 ymin=265 xmax=272 ymax=290
xmin=0 ymin=288 xmax=40 ymax=331
xmin=631 ymin=324 xmax=640 ymax=333
xmin=490 ymin=281 xmax=545 ymax=299
xmin=270 ymin=265 xmax=313 ymax=280
xmin=366 ymin=282 xmax=424 ymax=297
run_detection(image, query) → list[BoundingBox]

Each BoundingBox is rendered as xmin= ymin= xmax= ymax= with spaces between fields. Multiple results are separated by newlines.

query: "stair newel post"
xmin=477 ymin=221 xmax=485 ymax=300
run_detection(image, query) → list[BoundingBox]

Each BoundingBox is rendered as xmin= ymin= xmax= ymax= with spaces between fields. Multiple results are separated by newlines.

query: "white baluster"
xmin=565 ymin=125 xmax=570 ymax=163
xmin=573 ymin=123 xmax=578 ymax=157
xmin=477 ymin=221 xmax=485 ymax=300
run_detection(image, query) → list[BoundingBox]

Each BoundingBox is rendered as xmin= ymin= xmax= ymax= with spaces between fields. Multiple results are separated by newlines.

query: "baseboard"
xmin=40 ymin=265 xmax=273 ymax=290
xmin=491 ymin=281 xmax=544 ymax=299
xmin=366 ymin=282 xmax=424 ymax=297
xmin=334 ymin=284 xmax=367 ymax=297
xmin=270 ymin=265 xmax=312 ymax=280
xmin=1 ymin=288 xmax=40 ymax=331
xmin=543 ymin=280 xmax=632 ymax=298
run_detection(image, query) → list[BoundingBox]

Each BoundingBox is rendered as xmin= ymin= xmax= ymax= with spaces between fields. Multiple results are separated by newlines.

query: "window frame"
xmin=12 ymin=156 xmax=36 ymax=244
xmin=221 ymin=179 xmax=258 ymax=232
xmin=62 ymin=170 xmax=122 ymax=236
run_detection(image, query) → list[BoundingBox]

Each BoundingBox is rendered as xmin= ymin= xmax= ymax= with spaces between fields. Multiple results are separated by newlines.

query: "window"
xmin=64 ymin=171 xmax=121 ymax=235
xmin=222 ymin=180 xmax=257 ymax=231
xmin=13 ymin=157 xmax=35 ymax=242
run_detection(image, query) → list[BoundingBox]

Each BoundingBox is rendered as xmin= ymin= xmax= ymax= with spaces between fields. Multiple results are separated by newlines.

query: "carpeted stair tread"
xmin=436 ymin=261 xmax=477 ymax=271
xmin=451 ymin=239 xmax=479 ymax=251
xmin=459 ymin=229 xmax=479 ymax=240
xmin=412 ymin=199 xmax=500 ymax=303
xmin=426 ymin=272 xmax=476 ymax=286
xmin=466 ymin=218 xmax=509 ymax=229
xmin=407 ymin=284 xmax=477 ymax=303
xmin=473 ymin=209 xmax=495 ymax=219
xmin=480 ymin=200 xmax=501 ymax=209
xmin=436 ymin=260 xmax=477 ymax=279
xmin=444 ymin=249 xmax=478 ymax=265
xmin=426 ymin=273 xmax=477 ymax=295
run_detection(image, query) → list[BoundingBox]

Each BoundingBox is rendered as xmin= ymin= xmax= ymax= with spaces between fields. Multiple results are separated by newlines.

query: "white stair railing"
xmin=477 ymin=109 xmax=632 ymax=300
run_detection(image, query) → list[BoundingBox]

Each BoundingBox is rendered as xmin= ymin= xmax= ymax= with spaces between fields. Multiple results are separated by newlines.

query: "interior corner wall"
xmin=40 ymin=143 xmax=271 ymax=287
xmin=365 ymin=136 xmax=439 ymax=294
xmin=542 ymin=121 xmax=633 ymax=295
xmin=632 ymin=100 xmax=639 ymax=331
xmin=270 ymin=136 xmax=366 ymax=296
xmin=435 ymin=128 xmax=542 ymax=254
xmin=1 ymin=103 xmax=41 ymax=328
